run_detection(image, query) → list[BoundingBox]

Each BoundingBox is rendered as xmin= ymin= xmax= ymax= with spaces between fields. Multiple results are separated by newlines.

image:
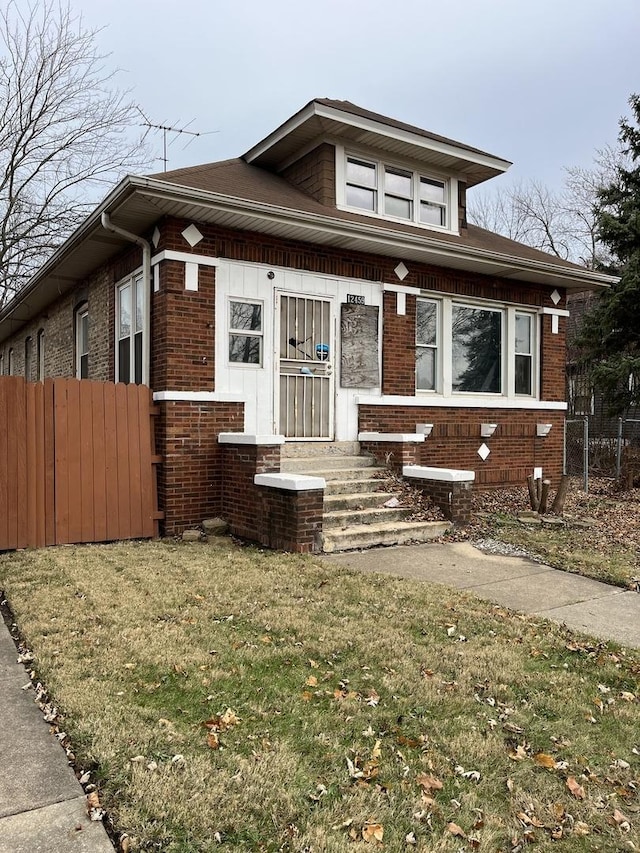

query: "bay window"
xmin=416 ymin=297 xmax=537 ymax=398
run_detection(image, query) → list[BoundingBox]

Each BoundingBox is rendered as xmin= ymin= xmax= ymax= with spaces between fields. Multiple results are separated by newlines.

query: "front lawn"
xmin=1 ymin=539 xmax=638 ymax=852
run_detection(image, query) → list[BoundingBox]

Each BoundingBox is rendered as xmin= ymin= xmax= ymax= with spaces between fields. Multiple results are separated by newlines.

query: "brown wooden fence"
xmin=0 ymin=377 xmax=160 ymax=551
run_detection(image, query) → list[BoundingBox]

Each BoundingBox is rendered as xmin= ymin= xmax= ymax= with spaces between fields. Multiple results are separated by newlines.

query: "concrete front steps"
xmin=280 ymin=442 xmax=450 ymax=552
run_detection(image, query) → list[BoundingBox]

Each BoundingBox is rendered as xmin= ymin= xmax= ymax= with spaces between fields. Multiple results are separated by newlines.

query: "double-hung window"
xmin=344 ymin=153 xmax=451 ymax=231
xmin=75 ymin=304 xmax=89 ymax=379
xmin=514 ymin=312 xmax=534 ymax=396
xmin=116 ymin=274 xmax=145 ymax=384
xmin=229 ymin=300 xmax=263 ymax=366
xmin=346 ymin=158 xmax=377 ymax=211
xmin=24 ymin=337 xmax=33 ymax=380
xmin=416 ymin=299 xmax=439 ymax=391
xmin=416 ymin=297 xmax=537 ymax=398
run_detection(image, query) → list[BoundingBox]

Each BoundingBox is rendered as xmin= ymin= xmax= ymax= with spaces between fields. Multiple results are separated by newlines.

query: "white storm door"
xmin=277 ymin=293 xmax=334 ymax=439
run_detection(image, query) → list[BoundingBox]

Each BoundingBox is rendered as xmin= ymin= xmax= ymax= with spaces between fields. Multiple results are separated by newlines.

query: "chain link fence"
xmin=565 ymin=418 xmax=640 ymax=491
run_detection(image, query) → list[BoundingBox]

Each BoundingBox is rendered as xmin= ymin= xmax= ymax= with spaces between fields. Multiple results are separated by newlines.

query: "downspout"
xmin=101 ymin=212 xmax=151 ymax=386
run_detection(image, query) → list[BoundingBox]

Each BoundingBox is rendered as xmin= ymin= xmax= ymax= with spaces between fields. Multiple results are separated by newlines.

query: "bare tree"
xmin=468 ymin=147 xmax=624 ymax=269
xmin=0 ymin=1 xmax=150 ymax=307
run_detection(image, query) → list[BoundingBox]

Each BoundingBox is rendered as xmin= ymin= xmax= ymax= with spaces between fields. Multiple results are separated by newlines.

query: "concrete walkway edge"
xmin=324 ymin=540 xmax=640 ymax=649
xmin=0 ymin=610 xmax=114 ymax=853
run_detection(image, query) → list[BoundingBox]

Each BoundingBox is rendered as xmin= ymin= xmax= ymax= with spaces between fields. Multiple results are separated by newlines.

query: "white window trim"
xmin=115 ymin=269 xmax=147 ymax=385
xmin=336 ymin=145 xmax=458 ymax=235
xmin=227 ymin=296 xmax=264 ymax=369
xmin=416 ymin=295 xmax=539 ymax=401
xmin=75 ymin=304 xmax=88 ymax=380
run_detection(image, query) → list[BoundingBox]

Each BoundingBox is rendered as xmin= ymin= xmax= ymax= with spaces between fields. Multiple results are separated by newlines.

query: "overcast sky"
xmin=77 ymin=0 xmax=638 ymax=196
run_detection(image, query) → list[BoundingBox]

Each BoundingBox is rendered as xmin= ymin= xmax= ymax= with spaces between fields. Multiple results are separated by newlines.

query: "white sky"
xmin=77 ymin=0 xmax=638 ymax=194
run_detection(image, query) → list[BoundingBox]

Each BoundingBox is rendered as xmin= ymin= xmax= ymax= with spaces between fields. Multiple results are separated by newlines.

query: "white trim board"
xmin=153 ymin=390 xmax=243 ymax=402
xmin=356 ymin=394 xmax=567 ymax=411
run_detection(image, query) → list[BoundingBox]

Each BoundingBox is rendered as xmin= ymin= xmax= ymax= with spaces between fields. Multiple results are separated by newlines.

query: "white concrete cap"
xmin=254 ymin=473 xmax=326 ymax=491
xmin=358 ymin=432 xmax=425 ymax=443
xmin=403 ymin=465 xmax=475 ymax=482
xmin=218 ymin=434 xmax=285 ymax=445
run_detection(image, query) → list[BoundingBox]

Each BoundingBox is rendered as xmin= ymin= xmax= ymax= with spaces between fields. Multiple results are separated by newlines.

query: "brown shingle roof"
xmin=313 ymin=99 xmax=510 ymax=164
xmin=151 ymin=158 xmax=588 ymax=274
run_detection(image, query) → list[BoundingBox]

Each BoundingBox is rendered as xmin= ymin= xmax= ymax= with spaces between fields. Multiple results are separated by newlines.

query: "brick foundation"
xmin=220 ymin=441 xmax=324 ymax=553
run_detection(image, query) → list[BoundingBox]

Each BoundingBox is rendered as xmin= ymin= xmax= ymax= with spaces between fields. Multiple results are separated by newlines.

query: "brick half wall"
xmin=358 ymin=406 xmax=565 ymax=488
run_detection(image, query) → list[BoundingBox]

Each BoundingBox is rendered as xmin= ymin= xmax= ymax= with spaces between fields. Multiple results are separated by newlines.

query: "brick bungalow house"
xmin=0 ymin=99 xmax=614 ymax=550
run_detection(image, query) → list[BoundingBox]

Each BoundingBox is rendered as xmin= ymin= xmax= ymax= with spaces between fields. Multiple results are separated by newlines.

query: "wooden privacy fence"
xmin=0 ymin=377 xmax=161 ymax=551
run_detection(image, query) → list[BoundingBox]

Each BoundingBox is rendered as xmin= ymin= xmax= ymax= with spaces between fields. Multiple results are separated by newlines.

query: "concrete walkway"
xmin=324 ymin=540 xmax=640 ymax=650
xmin=0 ymin=615 xmax=114 ymax=853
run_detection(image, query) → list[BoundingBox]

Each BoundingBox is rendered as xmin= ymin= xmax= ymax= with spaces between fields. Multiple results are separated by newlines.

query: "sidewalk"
xmin=0 ymin=614 xmax=114 ymax=853
xmin=325 ymin=540 xmax=640 ymax=649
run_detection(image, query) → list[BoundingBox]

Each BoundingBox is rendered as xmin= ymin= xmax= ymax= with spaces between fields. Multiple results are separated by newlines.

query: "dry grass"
xmin=461 ymin=480 xmax=640 ymax=588
xmin=1 ymin=538 xmax=639 ymax=852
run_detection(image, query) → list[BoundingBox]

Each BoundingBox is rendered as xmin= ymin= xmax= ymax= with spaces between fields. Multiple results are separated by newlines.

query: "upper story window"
xmin=343 ymin=152 xmax=452 ymax=231
xmin=116 ymin=274 xmax=145 ymax=384
xmin=75 ymin=304 xmax=89 ymax=379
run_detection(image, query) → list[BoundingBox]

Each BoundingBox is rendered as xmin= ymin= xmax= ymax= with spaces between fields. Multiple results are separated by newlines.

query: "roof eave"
xmin=243 ymin=101 xmax=512 ymax=186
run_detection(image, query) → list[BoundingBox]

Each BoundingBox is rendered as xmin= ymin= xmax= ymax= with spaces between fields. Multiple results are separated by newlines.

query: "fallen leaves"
xmin=566 ymin=776 xmax=585 ymax=799
xmin=202 ymin=708 xmax=240 ymax=749
xmin=362 ymin=822 xmax=384 ymax=844
xmin=533 ymin=752 xmax=556 ymax=769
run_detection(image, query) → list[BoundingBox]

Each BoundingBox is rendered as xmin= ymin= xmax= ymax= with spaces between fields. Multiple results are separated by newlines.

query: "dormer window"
xmin=342 ymin=152 xmax=452 ymax=231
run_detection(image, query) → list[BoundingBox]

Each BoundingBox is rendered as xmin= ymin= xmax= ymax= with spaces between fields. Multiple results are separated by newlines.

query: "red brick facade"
xmin=0 ymin=214 xmax=570 ymax=540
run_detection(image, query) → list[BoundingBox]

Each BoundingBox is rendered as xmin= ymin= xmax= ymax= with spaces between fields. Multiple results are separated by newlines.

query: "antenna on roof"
xmin=137 ymin=107 xmax=219 ymax=171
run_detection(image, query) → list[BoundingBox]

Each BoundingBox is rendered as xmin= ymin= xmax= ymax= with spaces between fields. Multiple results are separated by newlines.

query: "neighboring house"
xmin=0 ymin=99 xmax=615 ymax=538
xmin=566 ymin=290 xmax=640 ymax=444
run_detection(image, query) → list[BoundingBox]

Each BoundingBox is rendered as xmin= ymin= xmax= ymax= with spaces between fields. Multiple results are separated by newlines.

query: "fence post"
xmin=583 ymin=417 xmax=589 ymax=493
xmin=616 ymin=417 xmax=623 ymax=481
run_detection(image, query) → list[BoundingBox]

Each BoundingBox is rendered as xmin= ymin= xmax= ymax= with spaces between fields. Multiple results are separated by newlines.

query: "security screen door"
xmin=277 ymin=293 xmax=334 ymax=439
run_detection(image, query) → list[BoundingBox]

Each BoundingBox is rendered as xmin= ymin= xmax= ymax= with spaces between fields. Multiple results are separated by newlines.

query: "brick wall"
xmin=0 ymin=248 xmax=137 ymax=382
xmin=220 ymin=442 xmax=323 ymax=553
xmin=409 ymin=476 xmax=473 ymax=525
xmin=382 ymin=291 xmax=416 ymax=396
xmin=358 ymin=406 xmax=565 ymax=488
xmin=151 ymin=260 xmax=215 ymax=391
xmin=281 ymin=143 xmax=336 ymax=206
xmin=157 ymin=401 xmax=244 ymax=535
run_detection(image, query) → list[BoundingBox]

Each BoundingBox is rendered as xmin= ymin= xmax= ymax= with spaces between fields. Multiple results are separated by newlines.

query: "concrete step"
xmin=323 ymin=477 xmax=389 ymax=496
xmin=324 ymin=492 xmax=395 ymax=512
xmin=323 ymin=505 xmax=414 ymax=529
xmin=281 ymin=441 xmax=361 ymax=458
xmin=321 ymin=520 xmax=450 ymax=553
xmin=281 ymin=455 xmax=377 ymax=473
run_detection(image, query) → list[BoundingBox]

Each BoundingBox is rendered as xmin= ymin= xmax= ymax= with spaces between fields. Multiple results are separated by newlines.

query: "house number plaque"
xmin=346 ymin=293 xmax=365 ymax=305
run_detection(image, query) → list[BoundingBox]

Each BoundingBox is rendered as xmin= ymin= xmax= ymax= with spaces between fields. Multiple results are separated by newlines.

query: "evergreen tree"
xmin=577 ymin=95 xmax=640 ymax=414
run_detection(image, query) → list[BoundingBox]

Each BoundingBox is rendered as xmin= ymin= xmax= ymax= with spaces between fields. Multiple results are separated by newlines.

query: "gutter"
xmin=100 ymin=212 xmax=151 ymax=386
xmin=133 ymin=176 xmax=618 ymax=289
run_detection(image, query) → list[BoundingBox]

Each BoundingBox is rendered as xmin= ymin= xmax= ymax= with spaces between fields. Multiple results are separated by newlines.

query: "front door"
xmin=276 ymin=292 xmax=334 ymax=439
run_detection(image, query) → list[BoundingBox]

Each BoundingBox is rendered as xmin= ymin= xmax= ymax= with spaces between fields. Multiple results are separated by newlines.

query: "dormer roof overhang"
xmin=243 ymin=99 xmax=512 ymax=187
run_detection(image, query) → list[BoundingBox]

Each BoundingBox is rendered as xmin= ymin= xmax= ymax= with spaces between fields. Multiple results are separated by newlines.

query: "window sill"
xmin=355 ymin=394 xmax=567 ymax=411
